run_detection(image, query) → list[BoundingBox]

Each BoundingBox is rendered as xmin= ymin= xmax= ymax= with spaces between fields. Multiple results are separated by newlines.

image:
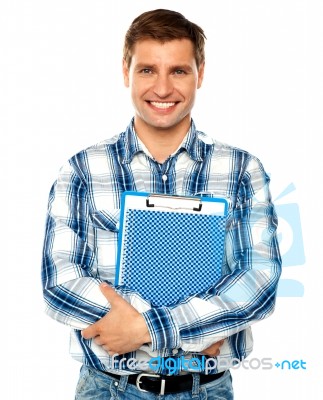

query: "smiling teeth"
xmin=150 ymin=102 xmax=175 ymax=109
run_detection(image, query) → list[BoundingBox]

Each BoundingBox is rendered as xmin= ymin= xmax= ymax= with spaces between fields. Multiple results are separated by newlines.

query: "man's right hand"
xmin=201 ymin=339 xmax=225 ymax=357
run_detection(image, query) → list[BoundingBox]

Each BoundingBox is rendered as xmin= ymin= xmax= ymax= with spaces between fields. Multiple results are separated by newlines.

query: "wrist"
xmin=138 ymin=314 xmax=152 ymax=345
xmin=142 ymin=307 xmax=180 ymax=351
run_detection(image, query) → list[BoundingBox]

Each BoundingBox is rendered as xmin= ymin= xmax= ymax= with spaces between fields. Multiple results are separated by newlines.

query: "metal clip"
xmin=146 ymin=194 xmax=202 ymax=212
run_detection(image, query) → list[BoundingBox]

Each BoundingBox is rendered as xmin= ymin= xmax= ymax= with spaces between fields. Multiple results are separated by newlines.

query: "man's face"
xmin=123 ymin=38 xmax=204 ymax=135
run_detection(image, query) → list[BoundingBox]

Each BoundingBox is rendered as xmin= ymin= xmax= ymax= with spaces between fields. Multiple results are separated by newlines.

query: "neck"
xmin=134 ymin=117 xmax=191 ymax=163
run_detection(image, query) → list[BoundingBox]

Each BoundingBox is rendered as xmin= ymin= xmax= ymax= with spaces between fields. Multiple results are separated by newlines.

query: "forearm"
xmin=43 ymin=277 xmax=109 ymax=329
xmin=143 ymin=265 xmax=280 ymax=352
xmin=143 ymin=179 xmax=282 ymax=352
xmin=143 ymin=265 xmax=280 ymax=353
xmin=42 ymin=214 xmax=152 ymax=330
xmin=41 ymin=162 xmax=152 ymax=330
xmin=43 ymin=274 xmax=152 ymax=330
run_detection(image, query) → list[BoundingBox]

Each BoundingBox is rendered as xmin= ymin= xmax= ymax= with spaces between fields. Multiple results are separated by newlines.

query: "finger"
xmin=101 ymin=344 xmax=110 ymax=353
xmin=101 ymin=345 xmax=117 ymax=357
xmin=81 ymin=322 xmax=100 ymax=339
xmin=210 ymin=339 xmax=224 ymax=350
xmin=93 ymin=335 xmax=106 ymax=346
xmin=214 ymin=348 xmax=220 ymax=356
xmin=202 ymin=348 xmax=220 ymax=357
xmin=202 ymin=339 xmax=225 ymax=355
xmin=210 ymin=339 xmax=224 ymax=347
xmin=99 ymin=282 xmax=120 ymax=304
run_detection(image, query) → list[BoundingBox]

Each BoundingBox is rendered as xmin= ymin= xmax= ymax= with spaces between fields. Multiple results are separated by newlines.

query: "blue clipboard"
xmin=115 ymin=192 xmax=228 ymax=307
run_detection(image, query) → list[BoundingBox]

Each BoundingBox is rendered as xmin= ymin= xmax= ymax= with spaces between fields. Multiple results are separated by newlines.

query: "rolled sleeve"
xmin=142 ymin=307 xmax=181 ymax=351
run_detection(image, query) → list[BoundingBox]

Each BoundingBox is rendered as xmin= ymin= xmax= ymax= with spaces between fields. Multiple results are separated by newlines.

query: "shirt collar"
xmin=121 ymin=119 xmax=142 ymax=164
xmin=179 ymin=120 xmax=204 ymax=162
xmin=121 ymin=118 xmax=206 ymax=164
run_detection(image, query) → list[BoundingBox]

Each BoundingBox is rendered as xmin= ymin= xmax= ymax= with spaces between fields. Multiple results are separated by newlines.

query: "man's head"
xmin=123 ymin=9 xmax=206 ymax=69
xmin=122 ymin=9 xmax=206 ymax=140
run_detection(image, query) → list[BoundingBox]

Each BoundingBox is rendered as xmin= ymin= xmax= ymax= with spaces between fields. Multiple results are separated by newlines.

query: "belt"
xmin=102 ymin=370 xmax=225 ymax=395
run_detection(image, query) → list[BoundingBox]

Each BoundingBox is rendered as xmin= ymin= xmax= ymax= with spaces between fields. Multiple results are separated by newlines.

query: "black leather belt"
xmin=102 ymin=370 xmax=225 ymax=395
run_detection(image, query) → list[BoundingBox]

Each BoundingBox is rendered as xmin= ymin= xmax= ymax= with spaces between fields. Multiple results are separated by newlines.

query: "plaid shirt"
xmin=41 ymin=119 xmax=281 ymax=375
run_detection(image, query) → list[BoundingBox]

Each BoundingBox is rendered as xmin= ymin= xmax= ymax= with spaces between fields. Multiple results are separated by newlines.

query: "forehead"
xmin=130 ymin=38 xmax=196 ymax=66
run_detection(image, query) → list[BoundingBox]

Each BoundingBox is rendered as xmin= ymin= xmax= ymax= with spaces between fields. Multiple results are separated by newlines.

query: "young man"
xmin=42 ymin=9 xmax=281 ymax=399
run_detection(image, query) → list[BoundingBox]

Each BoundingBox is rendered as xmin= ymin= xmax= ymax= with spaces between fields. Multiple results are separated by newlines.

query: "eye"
xmin=174 ymin=69 xmax=186 ymax=75
xmin=140 ymin=68 xmax=153 ymax=74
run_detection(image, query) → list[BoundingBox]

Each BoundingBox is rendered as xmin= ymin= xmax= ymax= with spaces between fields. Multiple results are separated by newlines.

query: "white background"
xmin=1 ymin=0 xmax=322 ymax=398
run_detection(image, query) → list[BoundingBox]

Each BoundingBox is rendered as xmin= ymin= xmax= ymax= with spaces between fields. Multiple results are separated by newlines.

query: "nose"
xmin=153 ymin=73 xmax=174 ymax=98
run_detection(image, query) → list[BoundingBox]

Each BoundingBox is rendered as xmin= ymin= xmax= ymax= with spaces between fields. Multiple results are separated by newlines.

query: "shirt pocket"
xmin=90 ymin=209 xmax=120 ymax=282
xmin=91 ymin=208 xmax=120 ymax=233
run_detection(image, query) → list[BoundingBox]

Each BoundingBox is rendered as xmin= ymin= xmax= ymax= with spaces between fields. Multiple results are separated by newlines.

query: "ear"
xmin=122 ymin=59 xmax=130 ymax=88
xmin=197 ymin=62 xmax=205 ymax=89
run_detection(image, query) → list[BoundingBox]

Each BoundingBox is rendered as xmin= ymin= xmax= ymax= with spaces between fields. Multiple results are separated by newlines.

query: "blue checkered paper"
xmin=116 ymin=193 xmax=227 ymax=307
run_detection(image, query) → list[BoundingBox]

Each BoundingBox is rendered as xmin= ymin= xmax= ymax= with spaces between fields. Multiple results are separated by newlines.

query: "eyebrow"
xmin=134 ymin=63 xmax=194 ymax=72
xmin=134 ymin=63 xmax=156 ymax=70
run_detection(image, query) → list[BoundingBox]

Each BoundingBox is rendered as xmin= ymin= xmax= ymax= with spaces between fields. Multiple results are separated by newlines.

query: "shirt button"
xmin=162 ymin=174 xmax=167 ymax=182
xmin=114 ymin=382 xmax=119 ymax=387
xmin=172 ymin=349 xmax=178 ymax=355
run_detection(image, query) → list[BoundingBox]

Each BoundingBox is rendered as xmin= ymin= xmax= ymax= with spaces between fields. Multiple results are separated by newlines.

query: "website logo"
xmin=147 ymin=356 xmax=307 ymax=375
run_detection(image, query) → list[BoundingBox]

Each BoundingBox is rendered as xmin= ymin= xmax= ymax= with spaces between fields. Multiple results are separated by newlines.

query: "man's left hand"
xmin=81 ymin=283 xmax=151 ymax=355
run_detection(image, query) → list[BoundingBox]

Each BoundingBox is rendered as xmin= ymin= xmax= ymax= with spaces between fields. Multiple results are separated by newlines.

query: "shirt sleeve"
xmin=42 ymin=161 xmax=153 ymax=331
xmin=141 ymin=156 xmax=282 ymax=352
xmin=42 ymin=162 xmax=106 ymax=329
xmin=42 ymin=161 xmax=157 ymax=334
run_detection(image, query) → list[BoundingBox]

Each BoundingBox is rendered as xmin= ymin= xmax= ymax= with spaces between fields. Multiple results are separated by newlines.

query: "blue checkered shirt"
xmin=42 ymin=119 xmax=281 ymax=374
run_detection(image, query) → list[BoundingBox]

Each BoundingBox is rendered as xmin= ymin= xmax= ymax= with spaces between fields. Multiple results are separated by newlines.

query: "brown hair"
xmin=123 ymin=9 xmax=206 ymax=68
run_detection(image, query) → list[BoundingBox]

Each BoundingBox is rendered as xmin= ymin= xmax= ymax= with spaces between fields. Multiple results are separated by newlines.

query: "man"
xmin=42 ymin=9 xmax=281 ymax=399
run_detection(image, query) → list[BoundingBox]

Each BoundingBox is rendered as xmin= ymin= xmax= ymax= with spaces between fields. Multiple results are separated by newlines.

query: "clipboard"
xmin=115 ymin=191 xmax=228 ymax=307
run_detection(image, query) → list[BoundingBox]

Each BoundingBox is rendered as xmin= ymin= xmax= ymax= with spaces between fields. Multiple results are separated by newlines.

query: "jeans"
xmin=75 ymin=365 xmax=234 ymax=400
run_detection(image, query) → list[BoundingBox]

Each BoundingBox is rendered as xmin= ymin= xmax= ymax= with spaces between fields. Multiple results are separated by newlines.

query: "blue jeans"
xmin=75 ymin=365 xmax=234 ymax=399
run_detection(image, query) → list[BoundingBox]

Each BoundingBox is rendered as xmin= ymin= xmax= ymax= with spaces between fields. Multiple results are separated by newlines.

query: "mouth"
xmin=148 ymin=101 xmax=177 ymax=109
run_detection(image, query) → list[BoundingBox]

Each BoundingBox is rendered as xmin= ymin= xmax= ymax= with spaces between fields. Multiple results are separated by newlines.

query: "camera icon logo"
xmin=275 ymin=202 xmax=305 ymax=267
xmin=274 ymin=183 xmax=305 ymax=297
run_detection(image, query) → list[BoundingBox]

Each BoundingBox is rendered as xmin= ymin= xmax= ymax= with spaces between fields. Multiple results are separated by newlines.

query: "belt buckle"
xmin=136 ymin=373 xmax=166 ymax=395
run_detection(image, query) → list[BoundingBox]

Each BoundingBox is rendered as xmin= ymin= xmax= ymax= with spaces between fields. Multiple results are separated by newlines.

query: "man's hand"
xmin=201 ymin=339 xmax=225 ymax=357
xmin=81 ymin=283 xmax=151 ymax=355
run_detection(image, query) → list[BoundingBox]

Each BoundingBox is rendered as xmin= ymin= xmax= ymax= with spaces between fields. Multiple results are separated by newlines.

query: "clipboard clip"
xmin=146 ymin=194 xmax=202 ymax=212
